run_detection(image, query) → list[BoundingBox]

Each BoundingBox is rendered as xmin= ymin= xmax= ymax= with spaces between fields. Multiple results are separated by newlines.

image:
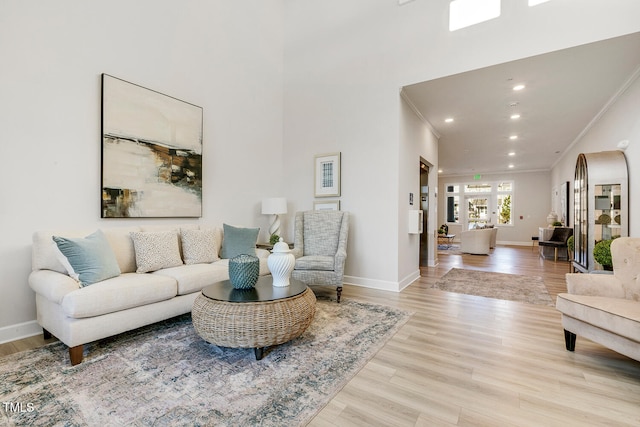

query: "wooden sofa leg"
xmin=69 ymin=345 xmax=83 ymax=365
xmin=564 ymin=329 xmax=576 ymax=351
xmin=42 ymin=328 xmax=52 ymax=340
xmin=336 ymin=286 xmax=343 ymax=303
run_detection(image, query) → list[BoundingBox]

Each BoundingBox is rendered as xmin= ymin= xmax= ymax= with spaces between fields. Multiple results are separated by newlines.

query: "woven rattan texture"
xmin=192 ymin=287 xmax=316 ymax=348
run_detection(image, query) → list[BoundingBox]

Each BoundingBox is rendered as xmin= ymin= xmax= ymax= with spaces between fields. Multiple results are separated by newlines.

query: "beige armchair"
xmin=460 ymin=228 xmax=493 ymax=255
xmin=291 ymin=211 xmax=349 ymax=302
xmin=556 ymin=237 xmax=640 ymax=361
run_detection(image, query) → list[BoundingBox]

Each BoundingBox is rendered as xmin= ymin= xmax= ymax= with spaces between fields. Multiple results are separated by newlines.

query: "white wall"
xmin=438 ymin=171 xmax=551 ymax=245
xmin=399 ymin=94 xmax=439 ymax=280
xmin=3 ymin=0 xmax=640 ymax=341
xmin=283 ymin=0 xmax=640 ymax=291
xmin=550 ymin=73 xmax=640 ymax=235
xmin=0 ymin=0 xmax=284 ymax=340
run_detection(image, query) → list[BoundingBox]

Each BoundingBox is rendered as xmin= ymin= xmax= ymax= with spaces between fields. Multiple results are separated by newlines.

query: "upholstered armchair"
xmin=460 ymin=228 xmax=493 ymax=255
xmin=291 ymin=211 xmax=349 ymax=302
xmin=556 ymin=237 xmax=640 ymax=361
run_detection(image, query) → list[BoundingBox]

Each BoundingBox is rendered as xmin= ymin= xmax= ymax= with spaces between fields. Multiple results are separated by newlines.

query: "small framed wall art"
xmin=314 ymin=152 xmax=341 ymax=197
xmin=314 ymin=200 xmax=340 ymax=211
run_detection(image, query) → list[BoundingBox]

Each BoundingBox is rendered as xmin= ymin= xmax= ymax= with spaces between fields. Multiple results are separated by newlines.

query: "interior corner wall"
xmin=0 ymin=0 xmax=284 ymax=337
xmin=283 ymin=0 xmax=640 ymax=290
xmin=399 ymin=94 xmax=439 ymax=282
xmin=551 ymin=73 xmax=640 ymax=235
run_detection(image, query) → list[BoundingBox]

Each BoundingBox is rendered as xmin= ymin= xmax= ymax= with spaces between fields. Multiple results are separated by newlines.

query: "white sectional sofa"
xmin=556 ymin=237 xmax=640 ymax=362
xmin=28 ymin=224 xmax=269 ymax=365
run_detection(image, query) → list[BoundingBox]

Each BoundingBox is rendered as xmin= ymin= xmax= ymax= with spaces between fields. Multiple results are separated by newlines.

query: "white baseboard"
xmin=343 ymin=270 xmax=423 ymax=293
xmin=0 ymin=320 xmax=42 ymax=345
xmin=343 ymin=275 xmax=401 ymax=292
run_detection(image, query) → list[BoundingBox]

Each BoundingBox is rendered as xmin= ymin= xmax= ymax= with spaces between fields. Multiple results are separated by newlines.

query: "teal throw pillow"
xmin=52 ymin=230 xmax=121 ymax=287
xmin=220 ymin=224 xmax=259 ymax=259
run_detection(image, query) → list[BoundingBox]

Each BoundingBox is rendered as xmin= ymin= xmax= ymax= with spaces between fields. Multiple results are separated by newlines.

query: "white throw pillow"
xmin=181 ymin=228 xmax=219 ymax=265
xmin=130 ymin=231 xmax=183 ymax=273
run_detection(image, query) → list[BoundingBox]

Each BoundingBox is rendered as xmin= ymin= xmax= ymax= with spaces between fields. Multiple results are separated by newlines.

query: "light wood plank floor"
xmin=2 ymin=245 xmax=639 ymax=426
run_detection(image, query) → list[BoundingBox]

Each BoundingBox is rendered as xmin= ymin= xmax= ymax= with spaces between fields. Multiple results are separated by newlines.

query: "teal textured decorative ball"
xmin=229 ymin=254 xmax=260 ymax=289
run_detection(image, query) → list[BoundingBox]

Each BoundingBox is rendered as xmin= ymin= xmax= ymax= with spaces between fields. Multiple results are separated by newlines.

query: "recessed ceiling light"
xmin=513 ymin=84 xmax=525 ymax=91
xmin=508 ymin=164 xmax=514 ymax=168
xmin=508 ymin=152 xmax=515 ymax=156
xmin=509 ymin=135 xmax=518 ymax=140
xmin=510 ymin=114 xmax=521 ymax=120
xmin=445 ymin=118 xmax=454 ymax=123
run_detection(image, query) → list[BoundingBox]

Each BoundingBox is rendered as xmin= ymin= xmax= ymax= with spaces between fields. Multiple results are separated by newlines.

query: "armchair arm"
xmin=565 ymin=273 xmax=626 ymax=298
xmin=334 ymin=247 xmax=347 ymax=272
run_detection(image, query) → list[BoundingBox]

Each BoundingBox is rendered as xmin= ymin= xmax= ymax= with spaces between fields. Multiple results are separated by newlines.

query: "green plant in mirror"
xmin=552 ymin=221 xmax=563 ymax=227
xmin=593 ymin=239 xmax=613 ymax=270
xmin=269 ymin=234 xmax=280 ymax=245
xmin=567 ymin=235 xmax=574 ymax=252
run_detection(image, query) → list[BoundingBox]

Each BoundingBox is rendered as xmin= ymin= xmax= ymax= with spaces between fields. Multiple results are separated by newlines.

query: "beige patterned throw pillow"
xmin=130 ymin=231 xmax=183 ymax=273
xmin=181 ymin=228 xmax=219 ymax=265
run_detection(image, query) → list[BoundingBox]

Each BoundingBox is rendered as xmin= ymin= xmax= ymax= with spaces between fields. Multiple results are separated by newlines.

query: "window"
xmin=496 ymin=181 xmax=513 ymax=225
xmin=465 ymin=183 xmax=491 ymax=193
xmin=446 ymin=185 xmax=460 ymax=223
xmin=449 ymin=0 xmax=501 ymax=31
xmin=445 ymin=180 xmax=513 ymax=226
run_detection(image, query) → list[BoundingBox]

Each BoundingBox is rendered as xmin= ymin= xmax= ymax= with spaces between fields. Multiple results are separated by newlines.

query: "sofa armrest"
xmin=255 ymin=248 xmax=270 ymax=259
xmin=565 ymin=273 xmax=626 ymax=298
xmin=29 ymin=270 xmax=80 ymax=304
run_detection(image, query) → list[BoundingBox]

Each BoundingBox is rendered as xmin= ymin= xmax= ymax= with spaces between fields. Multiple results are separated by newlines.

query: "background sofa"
xmin=29 ymin=224 xmax=269 ymax=365
xmin=556 ymin=237 xmax=640 ymax=362
xmin=460 ymin=227 xmax=494 ymax=255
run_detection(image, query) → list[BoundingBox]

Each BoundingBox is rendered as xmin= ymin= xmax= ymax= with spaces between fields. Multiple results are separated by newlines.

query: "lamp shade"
xmin=262 ymin=197 xmax=287 ymax=215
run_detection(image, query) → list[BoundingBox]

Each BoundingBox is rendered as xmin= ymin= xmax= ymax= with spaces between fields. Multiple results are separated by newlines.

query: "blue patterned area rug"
xmin=0 ymin=297 xmax=410 ymax=426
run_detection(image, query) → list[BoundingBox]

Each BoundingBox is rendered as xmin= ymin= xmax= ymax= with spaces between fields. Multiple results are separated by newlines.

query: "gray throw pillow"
xmin=52 ymin=230 xmax=121 ymax=286
xmin=220 ymin=224 xmax=259 ymax=259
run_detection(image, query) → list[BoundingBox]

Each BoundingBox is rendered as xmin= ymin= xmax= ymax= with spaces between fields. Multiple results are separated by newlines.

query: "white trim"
xmin=551 ymin=64 xmax=640 ymax=170
xmin=343 ymin=275 xmax=400 ymax=292
xmin=400 ymin=89 xmax=441 ymax=139
xmin=0 ymin=320 xmax=42 ymax=345
xmin=343 ymin=270 xmax=421 ymax=293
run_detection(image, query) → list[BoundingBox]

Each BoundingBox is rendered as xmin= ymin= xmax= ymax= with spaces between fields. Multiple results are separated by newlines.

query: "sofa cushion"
xmin=556 ymin=293 xmax=640 ymax=342
xmin=52 ymin=230 xmax=121 ymax=287
xmin=61 ymin=272 xmax=177 ymax=318
xmin=295 ymin=255 xmax=335 ymax=271
xmin=220 ymin=224 xmax=259 ymax=259
xmin=102 ymin=227 xmax=140 ymax=273
xmin=130 ymin=231 xmax=183 ymax=273
xmin=153 ymin=262 xmax=229 ymax=295
xmin=181 ymin=228 xmax=219 ymax=265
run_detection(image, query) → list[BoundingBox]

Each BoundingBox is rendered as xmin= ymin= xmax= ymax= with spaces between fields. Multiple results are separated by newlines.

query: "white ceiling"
xmin=402 ymin=32 xmax=640 ymax=177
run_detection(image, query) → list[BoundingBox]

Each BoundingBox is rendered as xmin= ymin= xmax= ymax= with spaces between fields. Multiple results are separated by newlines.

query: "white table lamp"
xmin=262 ymin=197 xmax=287 ymax=237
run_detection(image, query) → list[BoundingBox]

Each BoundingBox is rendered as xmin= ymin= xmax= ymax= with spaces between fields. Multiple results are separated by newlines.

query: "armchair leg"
xmin=42 ymin=328 xmax=52 ymax=340
xmin=69 ymin=345 xmax=83 ymax=365
xmin=564 ymin=329 xmax=576 ymax=351
xmin=336 ymin=286 xmax=343 ymax=303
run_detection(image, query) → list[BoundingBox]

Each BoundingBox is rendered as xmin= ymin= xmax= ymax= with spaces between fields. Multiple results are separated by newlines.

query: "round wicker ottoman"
xmin=192 ymin=276 xmax=316 ymax=360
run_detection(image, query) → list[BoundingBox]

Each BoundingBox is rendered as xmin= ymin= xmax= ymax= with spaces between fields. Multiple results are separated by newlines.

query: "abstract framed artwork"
xmin=101 ymin=74 xmax=203 ymax=218
xmin=314 ymin=200 xmax=340 ymax=211
xmin=314 ymin=152 xmax=341 ymax=198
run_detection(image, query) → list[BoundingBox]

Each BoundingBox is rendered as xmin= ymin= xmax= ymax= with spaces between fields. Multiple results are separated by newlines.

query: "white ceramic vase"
xmin=268 ymin=238 xmax=295 ymax=287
